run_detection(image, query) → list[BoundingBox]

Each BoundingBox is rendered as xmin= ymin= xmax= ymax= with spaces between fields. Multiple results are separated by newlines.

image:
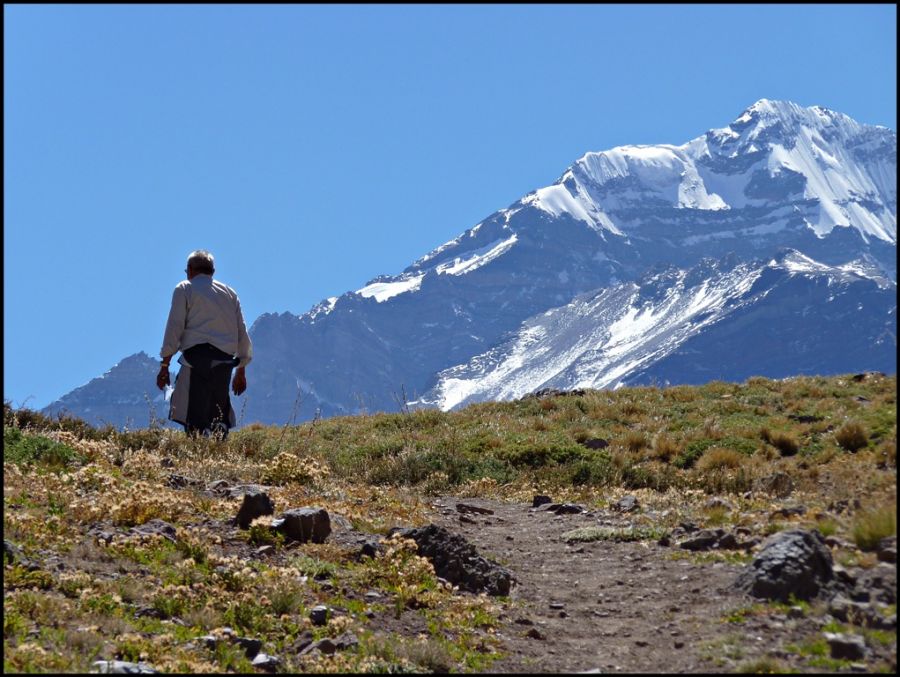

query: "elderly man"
xmin=156 ymin=250 xmax=252 ymax=438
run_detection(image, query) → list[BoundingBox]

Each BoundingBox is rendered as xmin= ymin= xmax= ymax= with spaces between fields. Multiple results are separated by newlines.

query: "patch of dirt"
xmin=421 ymin=496 xmax=893 ymax=674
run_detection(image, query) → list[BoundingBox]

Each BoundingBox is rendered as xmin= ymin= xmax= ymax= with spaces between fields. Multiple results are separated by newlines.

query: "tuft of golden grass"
xmin=835 ymin=422 xmax=869 ymax=453
xmin=760 ymin=428 xmax=800 ymax=457
xmin=851 ymin=502 xmax=897 ymax=551
xmin=696 ymin=447 xmax=745 ymax=472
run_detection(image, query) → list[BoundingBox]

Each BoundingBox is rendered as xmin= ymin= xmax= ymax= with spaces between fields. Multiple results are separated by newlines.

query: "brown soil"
xmin=418 ymin=495 xmax=893 ymax=674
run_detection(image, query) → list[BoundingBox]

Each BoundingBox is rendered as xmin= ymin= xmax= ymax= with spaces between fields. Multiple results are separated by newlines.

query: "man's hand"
xmin=232 ymin=367 xmax=247 ymax=396
xmin=156 ymin=365 xmax=170 ymax=390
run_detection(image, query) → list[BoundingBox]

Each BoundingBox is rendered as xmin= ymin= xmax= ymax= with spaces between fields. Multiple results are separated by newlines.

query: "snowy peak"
xmin=350 ymin=100 xmax=894 ymax=302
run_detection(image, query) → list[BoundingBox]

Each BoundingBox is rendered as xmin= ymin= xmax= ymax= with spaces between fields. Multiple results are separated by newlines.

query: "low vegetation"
xmin=3 ymin=372 xmax=896 ymax=672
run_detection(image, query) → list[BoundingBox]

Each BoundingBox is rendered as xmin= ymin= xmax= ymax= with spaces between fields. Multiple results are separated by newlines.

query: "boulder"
xmin=389 ymin=524 xmax=513 ymax=596
xmin=754 ymin=472 xmax=794 ymax=498
xmin=824 ymin=633 xmax=867 ymax=660
xmin=232 ymin=490 xmax=275 ymax=530
xmin=611 ymin=495 xmax=640 ymax=513
xmin=679 ymin=529 xmax=724 ymax=551
xmin=273 ymin=507 xmax=331 ymax=543
xmin=734 ymin=529 xmax=834 ymax=602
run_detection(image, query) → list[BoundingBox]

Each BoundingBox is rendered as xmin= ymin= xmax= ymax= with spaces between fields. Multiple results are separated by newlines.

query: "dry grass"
xmin=835 ymin=422 xmax=869 ymax=453
xmin=695 ymin=447 xmax=746 ymax=472
xmin=851 ymin=502 xmax=897 ymax=551
xmin=3 ymin=373 xmax=897 ymax=672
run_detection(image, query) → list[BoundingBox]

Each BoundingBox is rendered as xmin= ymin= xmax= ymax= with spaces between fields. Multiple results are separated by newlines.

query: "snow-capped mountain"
xmin=42 ymin=100 xmax=896 ymax=427
xmin=418 ymin=250 xmax=897 ymax=410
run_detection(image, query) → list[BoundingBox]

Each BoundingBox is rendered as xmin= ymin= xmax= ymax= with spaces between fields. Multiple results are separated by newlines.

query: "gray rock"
xmin=206 ymin=479 xmax=230 ymax=493
xmin=227 ymin=484 xmax=270 ymax=499
xmin=4 ymin=539 xmax=20 ymax=564
xmin=735 ymin=529 xmax=834 ymax=601
xmin=309 ymin=605 xmax=329 ymax=626
xmin=130 ymin=519 xmax=177 ymax=542
xmin=877 ymin=535 xmax=896 ymax=563
xmin=547 ymin=503 xmax=586 ymax=515
xmin=456 ymin=502 xmax=494 ymax=515
xmin=232 ymin=490 xmax=275 ymax=530
xmin=250 ymin=653 xmax=280 ymax=672
xmin=234 ymin=637 xmax=262 ymax=659
xmin=679 ymin=529 xmax=724 ymax=551
xmin=273 ymin=507 xmax=331 ymax=543
xmin=770 ymin=505 xmax=807 ymax=519
xmin=704 ymin=497 xmax=733 ymax=511
xmin=334 ymin=632 xmax=359 ymax=651
xmin=612 ymin=495 xmax=640 ymax=513
xmin=290 ymin=630 xmax=314 ymax=654
xmin=828 ymin=595 xmax=878 ymax=625
xmin=300 ymin=638 xmax=337 ymax=655
xmin=824 ymin=632 xmax=867 ymax=660
xmin=755 ymin=472 xmax=794 ymax=498
xmin=133 ymin=605 xmax=167 ymax=620
xmin=92 ymin=661 xmax=158 ymax=674
xmin=389 ymin=524 xmax=513 ymax=596
xmin=716 ymin=532 xmax=740 ymax=550
xmin=165 ymin=473 xmax=202 ymax=490
xmin=851 ymin=563 xmax=896 ymax=605
xmin=525 ymin=627 xmax=545 ymax=640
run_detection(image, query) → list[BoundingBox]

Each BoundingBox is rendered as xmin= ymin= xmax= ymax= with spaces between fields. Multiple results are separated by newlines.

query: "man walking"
xmin=156 ymin=250 xmax=252 ymax=438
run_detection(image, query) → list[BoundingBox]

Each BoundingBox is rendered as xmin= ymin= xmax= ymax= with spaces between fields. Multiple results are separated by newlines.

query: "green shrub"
xmin=569 ymin=454 xmax=615 ymax=486
xmin=498 ymin=438 xmax=588 ymax=468
xmin=3 ymin=427 xmax=84 ymax=468
xmin=674 ymin=438 xmax=717 ymax=469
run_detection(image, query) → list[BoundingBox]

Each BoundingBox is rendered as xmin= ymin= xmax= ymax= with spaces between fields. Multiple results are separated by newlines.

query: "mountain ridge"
xmin=41 ymin=100 xmax=897 ymax=428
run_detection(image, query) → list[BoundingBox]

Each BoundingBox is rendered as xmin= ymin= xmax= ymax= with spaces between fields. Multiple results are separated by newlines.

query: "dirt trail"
xmin=427 ymin=496 xmax=757 ymax=674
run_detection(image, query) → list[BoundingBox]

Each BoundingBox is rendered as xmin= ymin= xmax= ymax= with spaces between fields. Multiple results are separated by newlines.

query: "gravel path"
xmin=428 ymin=496 xmax=767 ymax=674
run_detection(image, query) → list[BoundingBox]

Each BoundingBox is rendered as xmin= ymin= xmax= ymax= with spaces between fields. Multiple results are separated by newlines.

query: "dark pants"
xmin=183 ymin=343 xmax=235 ymax=438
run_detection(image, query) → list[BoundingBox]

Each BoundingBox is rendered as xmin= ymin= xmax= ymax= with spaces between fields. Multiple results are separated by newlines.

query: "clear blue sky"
xmin=4 ymin=4 xmax=897 ymax=410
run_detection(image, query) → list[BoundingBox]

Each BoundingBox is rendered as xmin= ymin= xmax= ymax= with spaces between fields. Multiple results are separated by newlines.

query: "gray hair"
xmin=187 ymin=250 xmax=215 ymax=275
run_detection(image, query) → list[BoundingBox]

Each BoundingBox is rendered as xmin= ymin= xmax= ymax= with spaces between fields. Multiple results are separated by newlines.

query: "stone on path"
xmin=389 ymin=524 xmax=513 ymax=596
xmin=734 ymin=529 xmax=834 ymax=602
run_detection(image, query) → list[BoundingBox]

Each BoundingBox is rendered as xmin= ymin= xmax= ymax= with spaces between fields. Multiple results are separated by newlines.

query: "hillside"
xmin=4 ymin=373 xmax=897 ymax=673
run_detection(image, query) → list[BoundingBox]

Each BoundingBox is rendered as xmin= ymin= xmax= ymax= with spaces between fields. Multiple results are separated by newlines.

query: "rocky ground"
xmin=420 ymin=494 xmax=897 ymax=674
xmin=5 ymin=481 xmax=897 ymax=674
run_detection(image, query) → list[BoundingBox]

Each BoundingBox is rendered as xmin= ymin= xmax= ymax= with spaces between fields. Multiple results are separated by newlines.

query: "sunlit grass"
xmin=3 ymin=373 xmax=896 ymax=672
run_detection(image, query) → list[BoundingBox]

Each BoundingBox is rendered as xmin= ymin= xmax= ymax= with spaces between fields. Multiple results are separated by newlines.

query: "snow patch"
xmin=435 ymin=234 xmax=518 ymax=276
xmin=357 ymin=274 xmax=425 ymax=302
